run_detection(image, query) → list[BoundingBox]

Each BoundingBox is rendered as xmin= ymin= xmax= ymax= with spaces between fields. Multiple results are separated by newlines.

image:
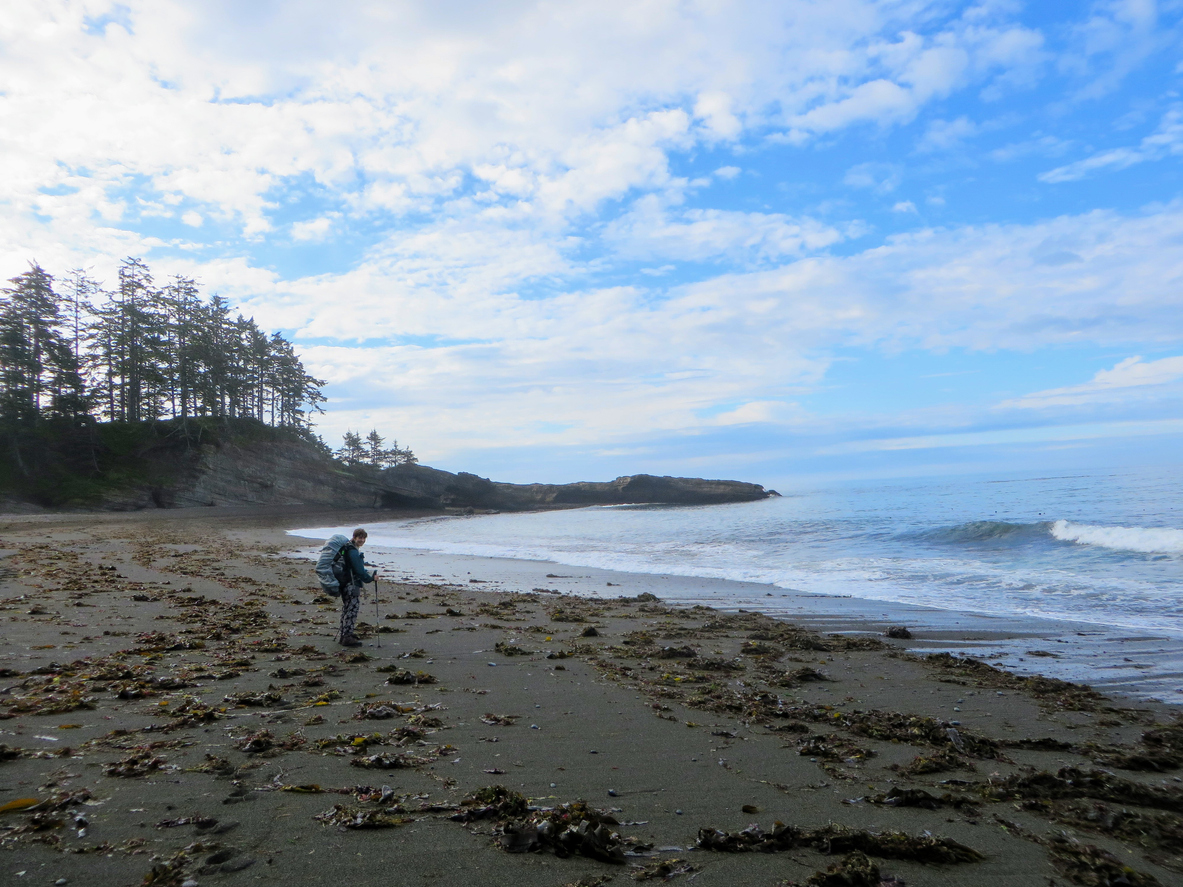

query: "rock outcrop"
xmin=373 ymin=464 xmax=777 ymax=510
xmin=175 ymin=440 xmax=777 ymax=511
xmin=5 ymin=420 xmax=778 ymax=511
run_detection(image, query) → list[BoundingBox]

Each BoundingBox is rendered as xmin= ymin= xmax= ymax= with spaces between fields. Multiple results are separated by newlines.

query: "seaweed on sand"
xmin=450 ymin=785 xmax=530 ymax=821
xmin=234 ymin=729 xmax=305 ymax=756
xmin=983 ymin=767 xmax=1183 ymax=813
xmin=794 ymin=851 xmax=905 ymax=887
xmin=1044 ymin=835 xmax=1162 ymax=887
xmin=1018 ymin=799 xmax=1183 ymax=873
xmin=452 ymin=786 xmax=651 ymax=864
xmin=866 ymin=786 xmax=979 ymax=813
xmin=315 ymin=805 xmax=414 ymax=829
xmin=696 ymin=821 xmax=983 ymax=864
xmin=919 ymin=652 xmax=1112 ymax=713
xmin=381 ymin=667 xmax=437 ymax=685
xmin=796 ymin=734 xmax=876 ymax=763
xmin=894 ymin=750 xmax=976 ymax=776
xmin=1087 ymin=717 xmax=1183 ymax=772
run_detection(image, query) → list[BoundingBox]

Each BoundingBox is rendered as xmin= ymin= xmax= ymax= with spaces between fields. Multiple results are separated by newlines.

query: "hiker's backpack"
xmin=315 ymin=534 xmax=354 ymax=597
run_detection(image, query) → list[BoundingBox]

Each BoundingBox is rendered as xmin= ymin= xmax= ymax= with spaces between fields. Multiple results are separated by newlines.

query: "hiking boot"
xmin=339 ymin=634 xmax=362 ymax=647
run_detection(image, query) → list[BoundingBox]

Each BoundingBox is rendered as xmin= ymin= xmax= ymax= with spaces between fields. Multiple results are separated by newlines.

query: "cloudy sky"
xmin=3 ymin=1 xmax=1182 ymax=487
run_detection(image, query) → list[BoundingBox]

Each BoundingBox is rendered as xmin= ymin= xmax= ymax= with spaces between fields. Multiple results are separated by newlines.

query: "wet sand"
xmin=1 ymin=507 xmax=1181 ymax=887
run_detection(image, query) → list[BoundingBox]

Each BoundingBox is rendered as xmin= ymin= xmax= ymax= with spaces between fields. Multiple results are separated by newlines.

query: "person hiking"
xmin=333 ymin=528 xmax=378 ymax=647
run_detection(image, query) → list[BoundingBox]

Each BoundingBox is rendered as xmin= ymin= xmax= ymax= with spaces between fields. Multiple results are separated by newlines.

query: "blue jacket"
xmin=342 ymin=544 xmax=375 ymax=585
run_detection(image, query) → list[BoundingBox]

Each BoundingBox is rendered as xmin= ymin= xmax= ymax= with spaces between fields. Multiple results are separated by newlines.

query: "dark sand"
xmin=1 ymin=507 xmax=1181 ymax=887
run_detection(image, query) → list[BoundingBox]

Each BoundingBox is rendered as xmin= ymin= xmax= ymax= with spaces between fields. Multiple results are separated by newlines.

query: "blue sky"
xmin=3 ymin=0 xmax=1182 ymax=489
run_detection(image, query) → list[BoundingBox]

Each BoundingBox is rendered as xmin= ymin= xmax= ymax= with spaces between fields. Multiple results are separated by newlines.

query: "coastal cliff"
xmin=179 ymin=441 xmax=776 ymax=510
xmin=1 ymin=419 xmax=777 ymax=511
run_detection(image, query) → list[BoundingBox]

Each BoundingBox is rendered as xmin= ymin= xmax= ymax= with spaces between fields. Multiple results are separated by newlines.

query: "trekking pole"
xmin=373 ymin=576 xmax=381 ymax=649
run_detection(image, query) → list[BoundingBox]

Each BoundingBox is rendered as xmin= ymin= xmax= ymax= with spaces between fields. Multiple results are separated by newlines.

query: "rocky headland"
xmin=1 ymin=420 xmax=777 ymax=512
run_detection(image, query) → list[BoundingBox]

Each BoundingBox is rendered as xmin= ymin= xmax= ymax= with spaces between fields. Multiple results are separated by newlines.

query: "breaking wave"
xmin=1051 ymin=520 xmax=1183 ymax=555
xmin=919 ymin=520 xmax=1051 ymax=544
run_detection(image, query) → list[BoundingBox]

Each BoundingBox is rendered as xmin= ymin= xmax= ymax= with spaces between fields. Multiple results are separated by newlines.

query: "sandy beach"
xmin=2 ymin=507 xmax=1182 ymax=887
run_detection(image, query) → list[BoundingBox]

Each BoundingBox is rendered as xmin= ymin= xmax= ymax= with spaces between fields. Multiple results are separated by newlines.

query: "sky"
xmin=2 ymin=0 xmax=1182 ymax=489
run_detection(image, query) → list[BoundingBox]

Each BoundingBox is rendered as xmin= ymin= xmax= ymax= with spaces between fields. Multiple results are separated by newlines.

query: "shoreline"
xmin=1 ymin=507 xmax=1181 ymax=886
xmin=285 ymin=527 xmax=1183 ymax=706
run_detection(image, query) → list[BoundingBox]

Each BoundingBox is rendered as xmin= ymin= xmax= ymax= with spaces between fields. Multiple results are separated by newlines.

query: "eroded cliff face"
xmin=172 ymin=439 xmax=381 ymax=508
xmin=71 ymin=434 xmax=777 ymax=511
xmin=372 ymin=464 xmax=776 ymax=510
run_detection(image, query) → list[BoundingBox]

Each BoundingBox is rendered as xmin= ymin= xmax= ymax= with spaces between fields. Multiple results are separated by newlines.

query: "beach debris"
xmin=983 ymin=767 xmax=1183 ymax=813
xmin=382 ymin=668 xmax=437 ymax=685
xmin=0 ymin=798 xmax=42 ymax=814
xmin=315 ymin=804 xmax=414 ymax=829
xmin=234 ymin=729 xmax=305 ymax=756
xmin=796 ymin=734 xmax=876 ymax=764
xmin=1044 ymin=834 xmax=1162 ymax=886
xmin=895 ymin=750 xmax=975 ymax=776
xmin=695 ymin=821 xmax=983 ymax=864
xmin=222 ymin=690 xmax=286 ymax=707
xmin=162 ymin=696 xmax=222 ymax=729
xmin=136 ymin=840 xmax=219 ymax=887
xmin=451 ymin=785 xmax=530 ymax=822
xmin=1087 ymin=718 xmax=1183 ymax=772
xmin=884 ymin=627 xmax=912 ymax=640
xmin=1017 ymin=798 xmax=1183 ymax=872
xmin=631 ymin=857 xmax=698 ymax=880
xmin=771 ymin=666 xmax=828 ymax=685
xmin=495 ymin=641 xmax=533 ymax=656
xmin=865 ymin=786 xmax=979 ymax=813
xmin=481 ymin=713 xmax=519 ymax=726
xmin=103 ymin=750 xmax=170 ymax=777
xmin=549 ymin=608 xmax=589 ymax=623
xmin=349 ymin=747 xmax=446 ymax=769
xmin=790 ymin=851 xmax=903 ymax=887
xmin=0 ymin=744 xmax=26 ymax=762
xmin=920 ymin=652 xmax=1110 ymax=712
xmin=189 ymin=754 xmax=237 ymax=777
xmin=740 ymin=640 xmax=781 ymax=658
xmin=581 ymin=626 xmax=600 ymax=637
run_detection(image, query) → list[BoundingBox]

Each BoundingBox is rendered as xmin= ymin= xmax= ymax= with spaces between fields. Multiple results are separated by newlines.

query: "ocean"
xmin=293 ymin=464 xmax=1183 ymax=701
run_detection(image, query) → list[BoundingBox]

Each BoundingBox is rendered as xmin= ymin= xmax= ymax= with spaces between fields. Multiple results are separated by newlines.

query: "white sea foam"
xmin=1051 ymin=520 xmax=1183 ymax=554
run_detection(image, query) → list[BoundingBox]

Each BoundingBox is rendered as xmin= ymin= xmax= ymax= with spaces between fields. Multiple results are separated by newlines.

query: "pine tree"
xmin=365 ymin=429 xmax=385 ymax=465
xmin=337 ymin=430 xmax=364 ymax=465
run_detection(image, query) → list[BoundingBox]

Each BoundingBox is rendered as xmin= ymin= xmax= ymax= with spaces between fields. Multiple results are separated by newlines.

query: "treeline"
xmin=337 ymin=429 xmax=417 ymax=468
xmin=0 ymin=259 xmax=325 ymax=430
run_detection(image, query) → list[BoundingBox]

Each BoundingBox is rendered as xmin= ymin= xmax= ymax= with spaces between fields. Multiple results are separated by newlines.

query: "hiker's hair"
xmin=352 ymin=528 xmax=368 ymax=540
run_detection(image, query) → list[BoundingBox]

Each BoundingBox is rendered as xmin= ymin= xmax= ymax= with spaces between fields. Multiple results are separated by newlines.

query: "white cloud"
xmin=181 ymin=211 xmax=203 ymax=227
xmin=280 ymin=201 xmax=1183 ymax=458
xmin=291 ymin=216 xmax=335 ymax=242
xmin=0 ymin=0 xmax=1052 ymax=265
xmin=892 ymin=200 xmax=917 ymax=213
xmin=1000 ymin=355 xmax=1183 ymax=409
xmin=818 ymin=418 xmax=1183 ymax=455
xmin=1039 ymin=108 xmax=1183 ymax=182
xmin=918 ymin=115 xmax=978 ymax=151
xmin=602 ymin=195 xmax=845 ymax=264
xmin=843 ymin=162 xmax=901 ymax=192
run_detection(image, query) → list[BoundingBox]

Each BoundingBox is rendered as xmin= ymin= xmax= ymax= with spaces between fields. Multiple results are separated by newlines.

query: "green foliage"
xmin=337 ymin=428 xmax=416 ymax=468
xmin=0 ymin=258 xmax=335 ymax=502
xmin=1 ymin=258 xmax=325 ymax=434
xmin=0 ymin=416 xmax=332 ymax=507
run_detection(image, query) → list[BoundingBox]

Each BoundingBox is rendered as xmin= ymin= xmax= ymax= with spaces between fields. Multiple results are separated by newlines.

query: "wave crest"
xmin=1051 ymin=520 xmax=1183 ymax=554
xmin=923 ymin=520 xmax=1050 ymax=544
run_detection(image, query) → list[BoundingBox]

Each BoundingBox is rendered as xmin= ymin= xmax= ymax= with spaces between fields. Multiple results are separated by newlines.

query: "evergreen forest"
xmin=0 ymin=258 xmax=328 ymax=503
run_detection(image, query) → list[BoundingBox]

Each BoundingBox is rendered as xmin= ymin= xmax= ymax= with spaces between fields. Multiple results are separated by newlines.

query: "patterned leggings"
xmin=339 ymin=583 xmax=362 ymax=640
